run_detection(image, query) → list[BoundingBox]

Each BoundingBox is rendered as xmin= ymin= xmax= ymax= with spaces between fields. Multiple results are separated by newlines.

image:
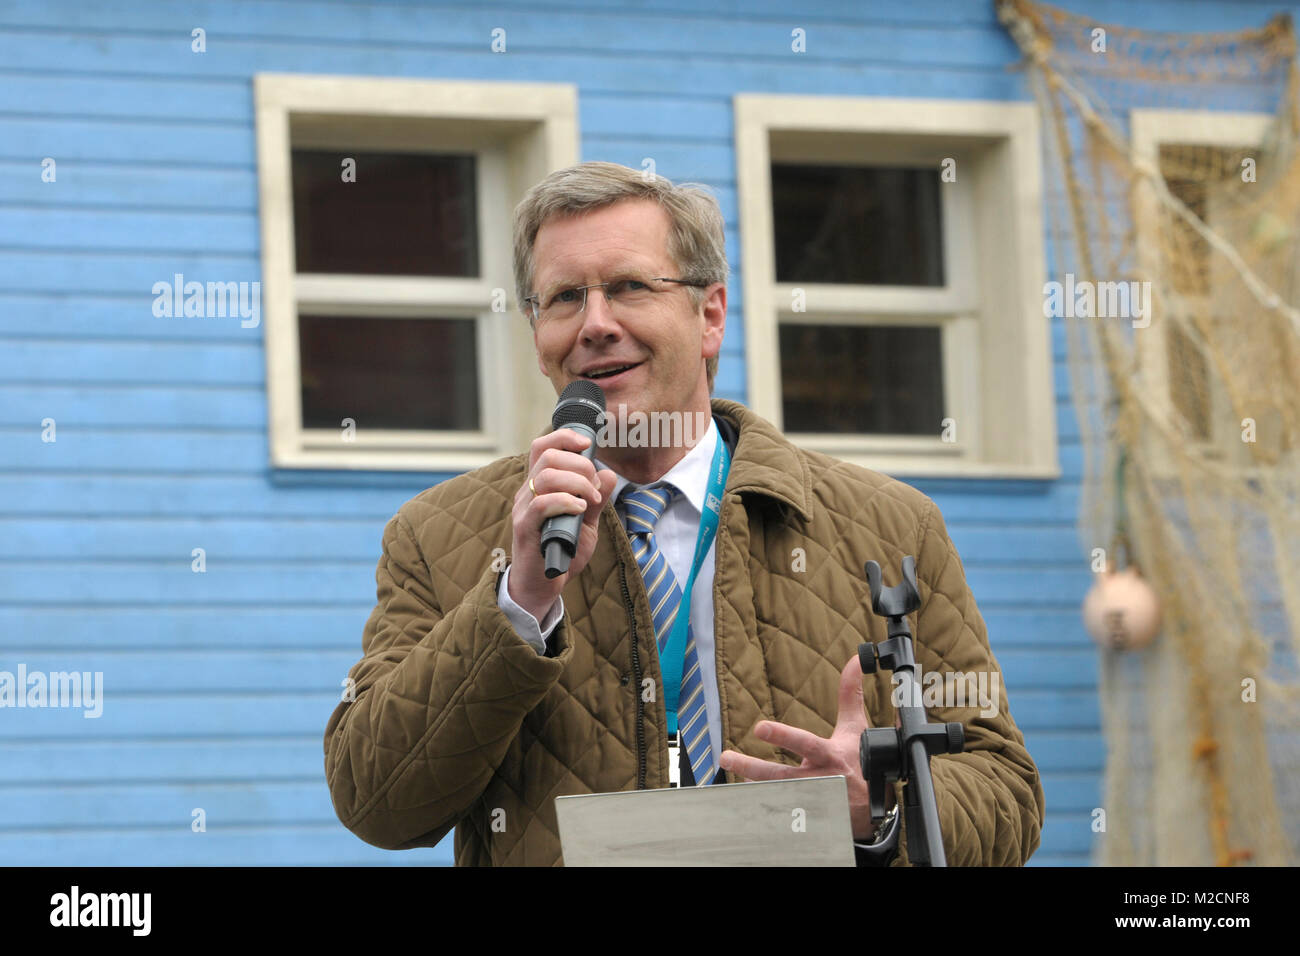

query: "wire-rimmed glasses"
xmin=525 ymin=274 xmax=709 ymax=325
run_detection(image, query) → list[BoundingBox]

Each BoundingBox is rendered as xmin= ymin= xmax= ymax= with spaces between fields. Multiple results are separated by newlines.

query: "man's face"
xmin=530 ymin=199 xmax=724 ymax=424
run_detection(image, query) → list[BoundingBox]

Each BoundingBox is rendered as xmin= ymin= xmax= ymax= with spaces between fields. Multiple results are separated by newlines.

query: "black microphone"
xmin=540 ymin=380 xmax=607 ymax=579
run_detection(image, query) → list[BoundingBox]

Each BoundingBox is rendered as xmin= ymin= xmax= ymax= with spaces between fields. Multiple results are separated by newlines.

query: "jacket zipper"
xmin=620 ymin=560 xmax=646 ymax=790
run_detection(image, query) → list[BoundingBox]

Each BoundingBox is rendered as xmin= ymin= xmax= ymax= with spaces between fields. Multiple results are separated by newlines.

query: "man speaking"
xmin=323 ymin=161 xmax=1045 ymax=866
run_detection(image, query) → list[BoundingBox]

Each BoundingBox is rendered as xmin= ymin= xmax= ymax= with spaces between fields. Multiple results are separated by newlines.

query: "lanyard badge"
xmin=662 ymin=436 xmax=731 ymax=734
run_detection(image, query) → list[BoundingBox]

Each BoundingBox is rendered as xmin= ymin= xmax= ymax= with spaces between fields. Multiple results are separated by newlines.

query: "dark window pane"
xmin=772 ymin=163 xmax=944 ymax=286
xmin=1159 ymin=143 xmax=1253 ymax=297
xmin=779 ymin=324 xmax=944 ymax=435
xmin=291 ymin=151 xmax=478 ymax=276
xmin=1162 ymin=172 xmax=1209 ymax=297
xmin=1167 ymin=321 xmax=1212 ymax=441
xmin=298 ymin=315 xmax=479 ymax=431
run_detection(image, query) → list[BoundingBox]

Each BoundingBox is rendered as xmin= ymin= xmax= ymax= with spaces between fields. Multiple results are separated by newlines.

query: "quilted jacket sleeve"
xmin=323 ymin=509 xmax=569 ymax=851
xmin=892 ymin=498 xmax=1046 ymax=866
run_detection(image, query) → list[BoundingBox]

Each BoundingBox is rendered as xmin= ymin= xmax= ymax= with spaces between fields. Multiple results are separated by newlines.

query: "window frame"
xmin=1130 ymin=107 xmax=1276 ymax=476
xmin=254 ymin=73 xmax=578 ymax=471
xmin=735 ymin=94 xmax=1057 ymax=479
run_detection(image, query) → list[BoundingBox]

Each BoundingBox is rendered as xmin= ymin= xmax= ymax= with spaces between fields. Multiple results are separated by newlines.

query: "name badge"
xmin=668 ymin=733 xmax=680 ymax=788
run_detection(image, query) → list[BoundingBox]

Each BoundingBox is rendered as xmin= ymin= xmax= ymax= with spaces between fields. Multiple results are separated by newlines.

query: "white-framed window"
xmin=734 ymin=94 xmax=1057 ymax=478
xmin=253 ymin=74 xmax=577 ymax=471
xmin=1130 ymin=108 xmax=1284 ymax=473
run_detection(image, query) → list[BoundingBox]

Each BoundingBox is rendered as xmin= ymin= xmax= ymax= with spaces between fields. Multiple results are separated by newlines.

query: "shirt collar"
xmin=598 ymin=416 xmax=719 ymax=517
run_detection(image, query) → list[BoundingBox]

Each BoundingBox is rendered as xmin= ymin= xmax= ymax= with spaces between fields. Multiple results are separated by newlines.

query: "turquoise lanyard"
xmin=663 ymin=435 xmax=731 ymax=734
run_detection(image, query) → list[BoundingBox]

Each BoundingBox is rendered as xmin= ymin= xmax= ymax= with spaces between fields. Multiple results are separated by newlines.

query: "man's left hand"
xmin=718 ymin=653 xmax=889 ymax=842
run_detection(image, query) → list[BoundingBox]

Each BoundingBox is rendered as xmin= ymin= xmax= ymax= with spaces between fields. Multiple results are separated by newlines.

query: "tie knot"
xmin=619 ymin=483 xmax=677 ymax=535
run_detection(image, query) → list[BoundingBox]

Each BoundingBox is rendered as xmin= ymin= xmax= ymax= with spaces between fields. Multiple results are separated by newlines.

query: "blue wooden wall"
xmin=2 ymin=0 xmax=1292 ymax=866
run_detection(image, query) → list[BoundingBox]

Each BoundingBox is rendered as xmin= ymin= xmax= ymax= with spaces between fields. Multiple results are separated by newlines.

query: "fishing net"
xmin=998 ymin=0 xmax=1300 ymax=865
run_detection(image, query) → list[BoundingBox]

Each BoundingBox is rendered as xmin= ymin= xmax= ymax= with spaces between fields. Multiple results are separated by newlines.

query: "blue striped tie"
xmin=619 ymin=483 xmax=715 ymax=786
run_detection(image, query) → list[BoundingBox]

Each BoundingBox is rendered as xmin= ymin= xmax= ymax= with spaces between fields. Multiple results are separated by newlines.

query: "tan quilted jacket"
xmin=324 ymin=399 xmax=1045 ymax=865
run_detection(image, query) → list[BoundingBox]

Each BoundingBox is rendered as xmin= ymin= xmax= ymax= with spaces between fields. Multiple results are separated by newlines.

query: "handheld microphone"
xmin=540 ymin=380 xmax=607 ymax=578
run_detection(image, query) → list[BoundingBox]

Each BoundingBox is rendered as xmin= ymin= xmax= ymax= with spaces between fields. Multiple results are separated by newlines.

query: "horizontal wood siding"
xmin=3 ymin=0 xmax=1289 ymax=866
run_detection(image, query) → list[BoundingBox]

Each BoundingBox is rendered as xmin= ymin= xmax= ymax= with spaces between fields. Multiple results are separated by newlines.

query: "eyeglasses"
xmin=525 ymin=275 xmax=709 ymax=325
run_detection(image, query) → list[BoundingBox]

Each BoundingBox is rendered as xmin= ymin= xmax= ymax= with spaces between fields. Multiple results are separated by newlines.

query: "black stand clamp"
xmin=855 ymin=556 xmax=965 ymax=866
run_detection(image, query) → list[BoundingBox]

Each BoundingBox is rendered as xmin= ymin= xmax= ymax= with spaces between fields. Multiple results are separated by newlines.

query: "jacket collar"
xmin=710 ymin=399 xmax=814 ymax=523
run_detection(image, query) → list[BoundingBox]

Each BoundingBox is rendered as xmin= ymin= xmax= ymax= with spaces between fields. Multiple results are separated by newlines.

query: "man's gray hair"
xmin=512 ymin=161 xmax=728 ymax=392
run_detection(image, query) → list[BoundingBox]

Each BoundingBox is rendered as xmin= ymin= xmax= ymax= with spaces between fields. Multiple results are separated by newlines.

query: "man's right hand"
xmin=508 ymin=428 xmax=620 ymax=622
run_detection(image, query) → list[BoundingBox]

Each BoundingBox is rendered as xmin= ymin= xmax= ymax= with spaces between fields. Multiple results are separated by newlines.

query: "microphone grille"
xmin=552 ymin=379 xmax=607 ymax=431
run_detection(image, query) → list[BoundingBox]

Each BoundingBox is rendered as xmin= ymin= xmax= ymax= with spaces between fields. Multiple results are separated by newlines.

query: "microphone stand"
xmin=855 ymin=556 xmax=965 ymax=866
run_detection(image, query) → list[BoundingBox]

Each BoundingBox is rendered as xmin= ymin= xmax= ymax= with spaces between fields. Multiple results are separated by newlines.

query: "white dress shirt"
xmin=497 ymin=417 xmax=724 ymax=775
